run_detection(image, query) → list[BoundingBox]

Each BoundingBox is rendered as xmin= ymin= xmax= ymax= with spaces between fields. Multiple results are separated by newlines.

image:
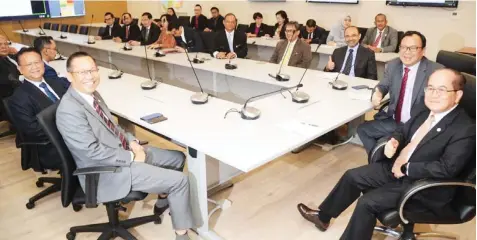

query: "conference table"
xmin=246 ymin=37 xmax=399 ymax=80
xmin=43 ymin=43 xmax=377 ymax=239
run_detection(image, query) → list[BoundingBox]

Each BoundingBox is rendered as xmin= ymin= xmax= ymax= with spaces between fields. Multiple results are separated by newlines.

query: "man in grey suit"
xmin=357 ymin=31 xmax=443 ymax=156
xmin=56 ymin=52 xmax=193 ymax=240
xmin=361 ymin=14 xmax=398 ymax=53
xmin=270 ymin=21 xmax=312 ymax=69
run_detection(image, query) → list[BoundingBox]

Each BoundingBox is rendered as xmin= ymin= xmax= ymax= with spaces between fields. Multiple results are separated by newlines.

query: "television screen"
xmin=386 ymin=0 xmax=458 ymax=8
xmin=46 ymin=0 xmax=86 ymax=18
xmin=0 ymin=0 xmax=47 ymax=20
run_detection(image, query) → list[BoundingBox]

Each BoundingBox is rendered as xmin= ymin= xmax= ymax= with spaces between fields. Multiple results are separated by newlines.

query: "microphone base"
xmin=225 ymin=63 xmax=237 ymax=70
xmin=123 ymin=47 xmax=132 ymax=51
xmin=87 ymin=41 xmax=96 ymax=44
xmin=155 ymin=51 xmax=166 ymax=57
xmin=60 ymin=35 xmax=67 ymax=39
xmin=7 ymin=41 xmax=11 ymax=45
xmin=141 ymin=80 xmax=157 ymax=90
xmin=192 ymin=58 xmax=204 ymax=64
xmin=241 ymin=106 xmax=260 ymax=120
xmin=22 ymin=30 xmax=29 ymax=32
xmin=291 ymin=91 xmax=310 ymax=103
xmin=108 ymin=71 xmax=123 ymax=79
xmin=270 ymin=73 xmax=290 ymax=82
xmin=190 ymin=92 xmax=209 ymax=104
xmin=38 ymin=32 xmax=45 ymax=35
xmin=331 ymin=80 xmax=348 ymax=91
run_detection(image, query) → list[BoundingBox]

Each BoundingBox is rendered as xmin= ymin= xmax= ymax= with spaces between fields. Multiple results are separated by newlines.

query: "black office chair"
xmin=69 ymin=24 xmax=78 ymax=34
xmin=370 ymin=73 xmax=476 ymax=240
xmin=236 ymin=24 xmax=248 ymax=33
xmin=132 ymin=18 xmax=139 ymax=26
xmin=98 ymin=27 xmax=106 ymax=36
xmin=322 ymin=30 xmax=330 ymax=43
xmin=436 ymin=50 xmax=476 ymax=76
xmin=37 ymin=104 xmax=160 ymax=240
xmin=178 ymin=16 xmax=191 ymax=27
xmin=43 ymin=22 xmax=51 ymax=30
xmin=60 ymin=24 xmax=69 ymax=32
xmin=78 ymin=26 xmax=89 ymax=35
xmin=2 ymin=98 xmax=63 ymax=209
xmin=395 ymin=31 xmax=404 ymax=53
xmin=200 ymin=31 xmax=217 ymax=55
xmin=51 ymin=23 xmax=59 ymax=31
xmin=114 ymin=17 xmax=120 ymax=25
xmin=358 ymin=27 xmax=367 ymax=43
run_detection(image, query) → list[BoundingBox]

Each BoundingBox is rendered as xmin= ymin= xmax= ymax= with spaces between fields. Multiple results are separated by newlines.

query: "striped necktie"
xmin=93 ymin=97 xmax=129 ymax=150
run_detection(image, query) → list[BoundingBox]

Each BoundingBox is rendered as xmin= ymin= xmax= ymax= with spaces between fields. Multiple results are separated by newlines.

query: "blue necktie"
xmin=39 ymin=82 xmax=58 ymax=102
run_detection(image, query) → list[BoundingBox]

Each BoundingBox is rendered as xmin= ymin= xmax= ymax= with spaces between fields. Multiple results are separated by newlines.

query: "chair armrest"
xmin=73 ymin=166 xmax=121 ymax=208
xmin=375 ymin=98 xmax=390 ymax=111
xmin=18 ymin=141 xmax=50 ymax=147
xmin=398 ymin=179 xmax=476 ymax=224
xmin=369 ymin=137 xmax=389 ymax=164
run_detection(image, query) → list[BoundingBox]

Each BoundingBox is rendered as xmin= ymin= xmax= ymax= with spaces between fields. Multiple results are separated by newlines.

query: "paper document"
xmin=276 ymin=119 xmax=321 ymax=136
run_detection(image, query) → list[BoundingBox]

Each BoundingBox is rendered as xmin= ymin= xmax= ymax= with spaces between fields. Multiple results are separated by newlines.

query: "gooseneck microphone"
xmin=93 ymin=58 xmax=123 ymax=79
xmin=224 ymin=84 xmax=303 ymax=120
xmin=225 ymin=56 xmax=237 ymax=70
xmin=0 ymin=26 xmax=12 ymax=45
xmin=181 ymin=42 xmax=208 ymax=104
xmin=291 ymin=43 xmax=322 ymax=103
xmin=141 ymin=45 xmax=157 ymax=90
xmin=87 ymin=14 xmax=96 ymax=44
xmin=59 ymin=18 xmax=67 ymax=39
xmin=38 ymin=18 xmax=45 ymax=35
xmin=269 ymin=40 xmax=293 ymax=81
xmin=18 ymin=21 xmax=28 ymax=33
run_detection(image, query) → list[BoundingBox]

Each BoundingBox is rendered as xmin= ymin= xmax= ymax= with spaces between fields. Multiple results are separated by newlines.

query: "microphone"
xmin=140 ymin=45 xmax=157 ymax=90
xmin=269 ymin=40 xmax=293 ymax=82
xmin=59 ymin=18 xmax=67 ymax=39
xmin=225 ymin=56 xmax=237 ymax=70
xmin=181 ymin=42 xmax=208 ymax=104
xmin=18 ymin=20 xmax=28 ymax=32
xmin=93 ymin=58 xmax=123 ymax=79
xmin=329 ymin=72 xmax=347 ymax=90
xmin=0 ymin=26 xmax=12 ymax=45
xmin=38 ymin=18 xmax=45 ymax=35
xmin=193 ymin=50 xmax=204 ymax=63
xmin=224 ymin=83 xmax=303 ymax=120
xmin=87 ymin=14 xmax=95 ymax=44
xmin=290 ymin=43 xmax=322 ymax=103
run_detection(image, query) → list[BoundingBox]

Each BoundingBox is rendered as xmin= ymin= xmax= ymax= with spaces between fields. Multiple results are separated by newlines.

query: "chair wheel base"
xmin=66 ymin=232 xmax=76 ymax=240
xmin=26 ymin=202 xmax=35 ymax=209
xmin=72 ymin=204 xmax=82 ymax=212
xmin=36 ymin=180 xmax=44 ymax=188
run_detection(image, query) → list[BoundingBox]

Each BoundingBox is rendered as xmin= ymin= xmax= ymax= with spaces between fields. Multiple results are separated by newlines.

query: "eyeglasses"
xmin=399 ymin=46 xmax=422 ymax=53
xmin=424 ymin=86 xmax=459 ymax=96
xmin=344 ymin=34 xmax=359 ymax=38
xmin=285 ymin=29 xmax=296 ymax=33
xmin=69 ymin=69 xmax=99 ymax=77
xmin=20 ymin=61 xmax=43 ymax=68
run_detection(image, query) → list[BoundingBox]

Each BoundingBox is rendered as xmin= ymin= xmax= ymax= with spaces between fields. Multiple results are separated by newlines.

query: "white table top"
xmin=80 ymin=23 xmax=107 ymax=28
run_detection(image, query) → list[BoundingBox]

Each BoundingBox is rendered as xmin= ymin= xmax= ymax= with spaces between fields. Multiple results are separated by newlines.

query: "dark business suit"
xmin=0 ymin=55 xmax=21 ymax=120
xmin=300 ymin=26 xmax=326 ymax=44
xmin=175 ymin=27 xmax=204 ymax=53
xmin=137 ymin=23 xmax=161 ymax=46
xmin=357 ymin=57 xmax=443 ymax=155
xmin=118 ymin=24 xmax=141 ymax=42
xmin=207 ymin=15 xmax=224 ymax=32
xmin=9 ymin=78 xmax=67 ymax=169
xmin=325 ymin=44 xmax=378 ymax=80
xmin=246 ymin=23 xmax=269 ymax=37
xmin=213 ymin=30 xmax=248 ymax=58
xmin=43 ymin=62 xmax=70 ymax=89
xmin=320 ymin=106 xmax=475 ymax=240
xmin=190 ymin=14 xmax=208 ymax=32
xmin=100 ymin=23 xmax=121 ymax=40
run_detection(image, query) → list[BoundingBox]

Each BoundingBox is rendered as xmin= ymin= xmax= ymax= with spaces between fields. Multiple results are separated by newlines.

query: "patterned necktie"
xmin=125 ymin=25 xmax=129 ymax=39
xmin=395 ymin=67 xmax=410 ymax=123
xmin=93 ymin=97 xmax=129 ymax=150
xmin=308 ymin=32 xmax=312 ymax=40
xmin=342 ymin=49 xmax=354 ymax=75
xmin=39 ymin=82 xmax=58 ymax=102
xmin=372 ymin=31 xmax=382 ymax=47
xmin=396 ymin=114 xmax=435 ymax=162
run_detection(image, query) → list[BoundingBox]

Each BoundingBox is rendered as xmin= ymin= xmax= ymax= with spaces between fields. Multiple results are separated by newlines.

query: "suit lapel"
xmin=354 ymin=46 xmax=364 ymax=73
xmin=22 ymin=81 xmax=53 ymax=108
xmin=44 ymin=77 xmax=67 ymax=98
xmin=411 ymin=59 xmax=428 ymax=107
xmin=371 ymin=28 xmax=378 ymax=42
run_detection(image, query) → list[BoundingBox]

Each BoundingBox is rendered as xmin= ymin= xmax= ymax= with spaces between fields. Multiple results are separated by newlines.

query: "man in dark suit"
xmin=129 ymin=12 xmax=161 ymax=46
xmin=168 ymin=22 xmax=204 ymax=53
xmin=113 ymin=13 xmax=141 ymax=43
xmin=190 ymin=4 xmax=208 ymax=32
xmin=212 ymin=13 xmax=247 ymax=59
xmin=9 ymin=48 xmax=67 ymax=169
xmin=300 ymin=19 xmax=326 ymax=44
xmin=205 ymin=7 xmax=224 ymax=32
xmin=33 ymin=36 xmax=70 ymax=89
xmin=325 ymin=26 xmax=377 ymax=80
xmin=357 ymin=31 xmax=443 ymax=155
xmin=95 ymin=12 xmax=121 ymax=40
xmin=270 ymin=21 xmax=312 ymax=69
xmin=362 ymin=14 xmax=399 ymax=53
xmin=297 ymin=68 xmax=475 ymax=240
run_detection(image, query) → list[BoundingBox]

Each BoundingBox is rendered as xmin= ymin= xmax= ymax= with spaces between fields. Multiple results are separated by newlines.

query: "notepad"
xmin=275 ymin=119 xmax=321 ymax=136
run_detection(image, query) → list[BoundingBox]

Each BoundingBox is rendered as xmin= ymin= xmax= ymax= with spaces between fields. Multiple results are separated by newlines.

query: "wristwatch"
xmin=401 ymin=163 xmax=408 ymax=176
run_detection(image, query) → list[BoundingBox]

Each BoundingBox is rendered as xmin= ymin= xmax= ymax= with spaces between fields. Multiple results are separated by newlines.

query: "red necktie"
xmin=395 ymin=67 xmax=410 ymax=123
xmin=93 ymin=97 xmax=129 ymax=150
xmin=125 ymin=26 xmax=130 ymax=40
xmin=372 ymin=31 xmax=382 ymax=47
xmin=195 ymin=16 xmax=199 ymax=29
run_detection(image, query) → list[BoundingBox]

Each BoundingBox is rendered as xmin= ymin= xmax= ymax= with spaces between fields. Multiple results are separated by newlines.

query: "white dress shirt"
xmin=108 ymin=24 xmax=113 ymax=36
xmin=25 ymin=78 xmax=60 ymax=99
xmin=180 ymin=26 xmax=187 ymax=44
xmin=213 ymin=30 xmax=235 ymax=58
xmin=373 ymin=27 xmax=386 ymax=48
xmin=398 ymin=61 xmax=421 ymax=123
xmin=279 ymin=39 xmax=297 ymax=67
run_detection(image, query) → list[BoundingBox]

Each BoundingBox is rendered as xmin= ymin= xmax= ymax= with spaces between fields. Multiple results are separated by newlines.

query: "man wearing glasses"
xmin=357 ymin=31 xmax=443 ymax=157
xmin=297 ymin=68 xmax=474 ymax=240
xmin=95 ymin=12 xmax=121 ymax=40
xmin=269 ymin=21 xmax=312 ymax=69
xmin=212 ymin=13 xmax=247 ymax=59
xmin=9 ymin=48 xmax=68 ymax=169
xmin=325 ymin=26 xmax=377 ymax=80
xmin=34 ymin=36 xmax=70 ymax=88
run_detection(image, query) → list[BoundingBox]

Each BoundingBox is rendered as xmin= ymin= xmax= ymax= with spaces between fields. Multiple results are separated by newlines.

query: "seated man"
xmin=9 ymin=48 xmax=67 ymax=169
xmin=56 ymin=52 xmax=194 ymax=240
xmin=113 ymin=13 xmax=141 ymax=43
xmin=190 ymin=4 xmax=208 ymax=32
xmin=270 ymin=21 xmax=312 ymax=69
xmin=357 ymin=31 xmax=443 ymax=155
xmin=0 ymin=35 xmax=22 ymax=130
xmin=325 ymin=26 xmax=377 ymax=80
xmin=95 ymin=12 xmax=121 ymax=40
xmin=166 ymin=21 xmax=204 ymax=53
xmin=204 ymin=7 xmax=224 ymax=32
xmin=129 ymin=12 xmax=161 ymax=46
xmin=33 ymin=36 xmax=70 ymax=89
xmin=297 ymin=68 xmax=475 ymax=240
xmin=300 ymin=19 xmax=326 ymax=44
xmin=362 ymin=13 xmax=399 ymax=53
xmin=212 ymin=13 xmax=247 ymax=59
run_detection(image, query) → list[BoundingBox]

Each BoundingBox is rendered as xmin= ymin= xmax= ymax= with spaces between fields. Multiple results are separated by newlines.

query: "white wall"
xmin=127 ymin=0 xmax=476 ymax=60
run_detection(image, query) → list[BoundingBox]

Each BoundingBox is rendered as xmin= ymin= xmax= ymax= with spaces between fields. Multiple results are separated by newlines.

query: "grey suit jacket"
xmin=270 ymin=39 xmax=312 ymax=69
xmin=56 ymin=88 xmax=136 ymax=203
xmin=362 ymin=26 xmax=398 ymax=53
xmin=374 ymin=57 xmax=443 ymax=120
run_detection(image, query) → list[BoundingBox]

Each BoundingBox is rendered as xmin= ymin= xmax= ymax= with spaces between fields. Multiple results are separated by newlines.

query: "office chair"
xmin=132 ymin=18 xmax=139 ymax=26
xmin=69 ymin=25 xmax=78 ymax=34
xmin=37 ymin=104 xmax=160 ymax=240
xmin=200 ymin=31 xmax=217 ymax=55
xmin=51 ymin=23 xmax=59 ymax=31
xmin=78 ymin=26 xmax=89 ymax=35
xmin=114 ymin=17 xmax=120 ymax=25
xmin=395 ymin=31 xmax=404 ymax=53
xmin=370 ymin=72 xmax=476 ymax=240
xmin=2 ymin=98 xmax=63 ymax=209
xmin=357 ymin=27 xmax=367 ymax=43
xmin=98 ymin=27 xmax=106 ymax=36
xmin=236 ymin=24 xmax=248 ymax=33
xmin=60 ymin=24 xmax=69 ymax=32
xmin=178 ymin=16 xmax=191 ymax=27
xmin=436 ymin=50 xmax=476 ymax=76
xmin=43 ymin=22 xmax=51 ymax=30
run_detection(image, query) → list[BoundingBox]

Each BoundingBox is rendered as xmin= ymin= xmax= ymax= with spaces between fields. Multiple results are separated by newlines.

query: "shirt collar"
xmin=75 ymin=88 xmax=95 ymax=106
xmin=180 ymin=27 xmax=186 ymax=39
xmin=403 ymin=60 xmax=421 ymax=72
xmin=347 ymin=43 xmax=359 ymax=52
xmin=226 ymin=30 xmax=235 ymax=35
xmin=24 ymin=78 xmax=46 ymax=88
xmin=431 ymin=104 xmax=458 ymax=125
xmin=377 ymin=27 xmax=387 ymax=33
